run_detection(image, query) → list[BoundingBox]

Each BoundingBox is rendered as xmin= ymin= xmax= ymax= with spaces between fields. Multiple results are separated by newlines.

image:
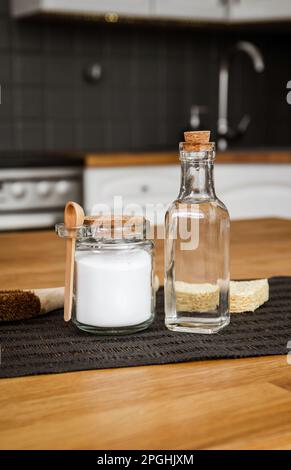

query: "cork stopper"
xmin=184 ymin=130 xmax=210 ymax=144
xmin=182 ymin=142 xmax=214 ymax=152
xmin=182 ymin=130 xmax=213 ymax=152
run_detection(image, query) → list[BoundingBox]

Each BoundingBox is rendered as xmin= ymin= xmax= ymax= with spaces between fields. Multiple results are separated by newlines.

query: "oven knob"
xmin=56 ymin=180 xmax=71 ymax=195
xmin=37 ymin=181 xmax=52 ymax=197
xmin=11 ymin=182 xmax=26 ymax=198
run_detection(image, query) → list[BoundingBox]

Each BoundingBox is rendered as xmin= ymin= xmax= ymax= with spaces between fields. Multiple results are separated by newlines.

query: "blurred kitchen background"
xmin=1 ymin=0 xmax=291 ymax=229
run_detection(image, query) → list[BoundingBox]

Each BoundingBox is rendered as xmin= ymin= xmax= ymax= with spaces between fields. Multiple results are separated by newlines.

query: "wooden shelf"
xmin=85 ymin=150 xmax=291 ymax=167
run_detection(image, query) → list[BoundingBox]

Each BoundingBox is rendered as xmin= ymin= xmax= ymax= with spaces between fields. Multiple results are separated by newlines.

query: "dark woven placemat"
xmin=0 ymin=276 xmax=291 ymax=379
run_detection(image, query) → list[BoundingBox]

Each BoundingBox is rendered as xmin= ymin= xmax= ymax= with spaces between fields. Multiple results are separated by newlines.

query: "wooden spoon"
xmin=64 ymin=201 xmax=84 ymax=322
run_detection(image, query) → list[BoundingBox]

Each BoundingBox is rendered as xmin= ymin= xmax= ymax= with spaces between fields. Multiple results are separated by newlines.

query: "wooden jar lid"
xmin=84 ymin=215 xmax=146 ymax=227
xmin=83 ymin=215 xmax=149 ymax=239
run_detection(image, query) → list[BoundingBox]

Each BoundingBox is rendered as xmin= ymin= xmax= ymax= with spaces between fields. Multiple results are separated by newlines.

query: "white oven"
xmin=0 ymin=166 xmax=83 ymax=231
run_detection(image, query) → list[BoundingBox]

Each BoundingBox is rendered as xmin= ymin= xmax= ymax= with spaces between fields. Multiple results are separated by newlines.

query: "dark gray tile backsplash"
xmin=45 ymin=121 xmax=75 ymax=151
xmin=13 ymin=86 xmax=43 ymax=118
xmin=0 ymin=52 xmax=11 ymax=82
xmin=0 ymin=122 xmax=12 ymax=150
xmin=0 ymin=16 xmax=10 ymax=49
xmin=12 ymin=53 xmax=44 ymax=84
xmin=14 ymin=121 xmax=44 ymax=150
xmin=0 ymin=0 xmax=291 ymax=153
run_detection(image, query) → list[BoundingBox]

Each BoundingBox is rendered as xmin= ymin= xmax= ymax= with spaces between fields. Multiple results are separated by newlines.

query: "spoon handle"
xmin=64 ymin=237 xmax=75 ymax=322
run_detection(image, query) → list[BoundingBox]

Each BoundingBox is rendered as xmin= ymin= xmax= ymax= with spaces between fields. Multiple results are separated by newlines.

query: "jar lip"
xmin=55 ymin=215 xmax=150 ymax=241
xmin=179 ymin=142 xmax=215 ymax=162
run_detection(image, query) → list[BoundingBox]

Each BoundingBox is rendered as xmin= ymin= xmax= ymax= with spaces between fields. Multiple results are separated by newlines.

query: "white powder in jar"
xmin=75 ymin=249 xmax=152 ymax=327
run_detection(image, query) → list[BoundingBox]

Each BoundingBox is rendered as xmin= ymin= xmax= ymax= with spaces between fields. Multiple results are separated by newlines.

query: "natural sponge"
xmin=175 ymin=281 xmax=219 ymax=312
xmin=175 ymin=279 xmax=269 ymax=313
xmin=230 ymin=279 xmax=269 ymax=313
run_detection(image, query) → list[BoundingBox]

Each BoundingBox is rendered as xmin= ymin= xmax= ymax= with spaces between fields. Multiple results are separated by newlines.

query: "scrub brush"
xmin=0 ymin=287 xmax=64 ymax=322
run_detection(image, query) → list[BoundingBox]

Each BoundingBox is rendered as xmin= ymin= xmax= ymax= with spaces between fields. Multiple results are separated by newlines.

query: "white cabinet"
xmin=154 ymin=0 xmax=291 ymax=22
xmin=153 ymin=0 xmax=226 ymax=21
xmin=215 ymin=164 xmax=291 ymax=220
xmin=11 ymin=0 xmax=226 ymax=21
xmin=76 ymin=0 xmax=152 ymax=17
xmin=11 ymin=0 xmax=152 ymax=18
xmin=11 ymin=0 xmax=291 ymax=22
xmin=85 ymin=164 xmax=291 ymax=223
xmin=85 ymin=166 xmax=179 ymax=225
xmin=229 ymin=0 xmax=291 ymax=22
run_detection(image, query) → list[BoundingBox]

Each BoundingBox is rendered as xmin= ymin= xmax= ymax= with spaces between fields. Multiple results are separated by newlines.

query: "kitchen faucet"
xmin=217 ymin=41 xmax=265 ymax=151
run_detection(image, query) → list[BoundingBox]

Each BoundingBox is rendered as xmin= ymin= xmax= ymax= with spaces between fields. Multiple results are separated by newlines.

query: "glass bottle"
xmin=164 ymin=137 xmax=230 ymax=334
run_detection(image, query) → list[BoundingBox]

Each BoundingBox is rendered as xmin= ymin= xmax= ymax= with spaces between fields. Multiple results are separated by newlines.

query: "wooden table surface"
xmin=1 ymin=218 xmax=291 ymax=450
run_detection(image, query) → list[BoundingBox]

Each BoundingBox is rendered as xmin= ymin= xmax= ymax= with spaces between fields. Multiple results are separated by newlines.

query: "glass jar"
xmin=56 ymin=216 xmax=155 ymax=335
xmin=164 ymin=141 xmax=230 ymax=334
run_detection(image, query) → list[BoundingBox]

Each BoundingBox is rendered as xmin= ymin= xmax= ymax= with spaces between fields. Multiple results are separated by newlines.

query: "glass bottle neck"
xmin=178 ymin=159 xmax=216 ymax=200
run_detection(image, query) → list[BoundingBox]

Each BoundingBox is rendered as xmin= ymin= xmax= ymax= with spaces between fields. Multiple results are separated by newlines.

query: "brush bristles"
xmin=0 ymin=290 xmax=41 ymax=322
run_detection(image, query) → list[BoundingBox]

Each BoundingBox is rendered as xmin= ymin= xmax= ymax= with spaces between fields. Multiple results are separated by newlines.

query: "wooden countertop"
xmin=1 ymin=218 xmax=291 ymax=449
xmin=86 ymin=150 xmax=291 ymax=167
